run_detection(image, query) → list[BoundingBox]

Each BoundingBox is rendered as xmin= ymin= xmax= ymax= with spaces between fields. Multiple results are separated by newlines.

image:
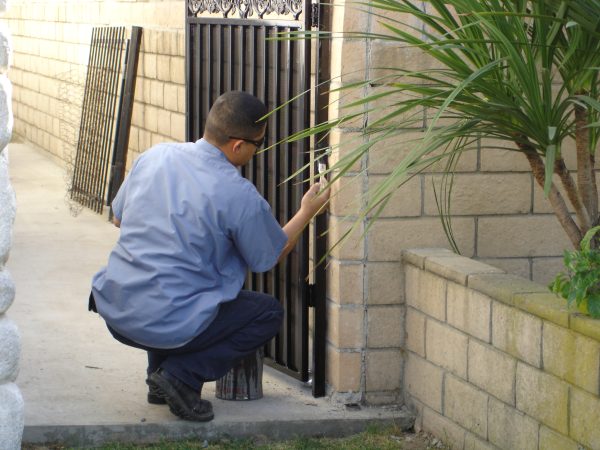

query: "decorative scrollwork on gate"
xmin=188 ymin=0 xmax=303 ymax=20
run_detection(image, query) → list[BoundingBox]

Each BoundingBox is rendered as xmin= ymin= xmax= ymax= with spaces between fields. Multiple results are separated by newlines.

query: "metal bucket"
xmin=215 ymin=348 xmax=264 ymax=401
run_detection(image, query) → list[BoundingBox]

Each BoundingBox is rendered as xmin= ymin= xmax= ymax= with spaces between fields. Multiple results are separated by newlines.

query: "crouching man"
xmin=89 ymin=91 xmax=329 ymax=421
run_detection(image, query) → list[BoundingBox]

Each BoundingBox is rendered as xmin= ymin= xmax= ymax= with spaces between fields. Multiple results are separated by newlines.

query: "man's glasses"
xmin=229 ymin=135 xmax=265 ymax=149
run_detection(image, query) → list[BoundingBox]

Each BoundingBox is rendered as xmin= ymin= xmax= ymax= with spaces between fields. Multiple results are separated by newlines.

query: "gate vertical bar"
xmin=311 ymin=0 xmax=330 ymax=397
xmin=108 ymin=27 xmax=143 ymax=212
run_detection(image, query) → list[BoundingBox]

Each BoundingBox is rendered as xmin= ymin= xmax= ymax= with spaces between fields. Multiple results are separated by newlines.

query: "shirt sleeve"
xmin=111 ymin=177 xmax=128 ymax=222
xmin=232 ymin=198 xmax=288 ymax=273
xmin=111 ymin=157 xmax=142 ymax=222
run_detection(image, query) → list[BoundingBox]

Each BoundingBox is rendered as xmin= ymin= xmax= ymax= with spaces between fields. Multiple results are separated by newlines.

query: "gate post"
xmin=0 ymin=2 xmax=25 ymax=448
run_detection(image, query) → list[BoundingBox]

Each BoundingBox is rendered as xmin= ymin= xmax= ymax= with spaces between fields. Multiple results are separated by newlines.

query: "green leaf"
xmin=580 ymin=225 xmax=600 ymax=252
xmin=544 ymin=145 xmax=556 ymax=196
xmin=586 ymin=293 xmax=600 ymax=318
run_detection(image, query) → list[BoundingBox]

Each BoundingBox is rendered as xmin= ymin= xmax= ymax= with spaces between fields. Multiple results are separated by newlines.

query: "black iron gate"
xmin=185 ymin=0 xmax=327 ymax=396
xmin=70 ymin=26 xmax=141 ymax=214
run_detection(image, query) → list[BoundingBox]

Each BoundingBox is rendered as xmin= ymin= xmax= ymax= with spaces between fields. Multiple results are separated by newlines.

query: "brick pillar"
xmin=0 ymin=1 xmax=25 ymax=448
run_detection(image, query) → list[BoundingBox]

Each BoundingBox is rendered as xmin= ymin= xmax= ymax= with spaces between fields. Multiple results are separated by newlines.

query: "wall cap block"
xmin=424 ymin=255 xmax=505 ymax=285
xmin=467 ymin=272 xmax=548 ymax=306
xmin=570 ymin=314 xmax=600 ymax=342
xmin=401 ymin=248 xmax=455 ymax=269
xmin=514 ymin=292 xmax=570 ymax=328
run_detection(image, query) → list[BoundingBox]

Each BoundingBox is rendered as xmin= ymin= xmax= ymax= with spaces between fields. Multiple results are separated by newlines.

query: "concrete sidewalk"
xmin=6 ymin=142 xmax=412 ymax=447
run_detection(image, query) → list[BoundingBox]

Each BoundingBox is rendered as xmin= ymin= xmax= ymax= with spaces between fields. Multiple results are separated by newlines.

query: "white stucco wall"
xmin=0 ymin=1 xmax=25 ymax=449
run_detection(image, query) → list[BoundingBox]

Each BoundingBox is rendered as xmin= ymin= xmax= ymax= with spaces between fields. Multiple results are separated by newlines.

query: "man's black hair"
xmin=204 ymin=91 xmax=267 ymax=145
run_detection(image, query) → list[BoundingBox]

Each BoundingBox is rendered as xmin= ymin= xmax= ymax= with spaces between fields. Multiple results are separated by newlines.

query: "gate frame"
xmin=184 ymin=0 xmax=329 ymax=397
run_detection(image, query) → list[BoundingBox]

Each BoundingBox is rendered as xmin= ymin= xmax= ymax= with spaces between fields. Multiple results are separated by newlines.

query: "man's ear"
xmin=231 ymin=141 xmax=242 ymax=153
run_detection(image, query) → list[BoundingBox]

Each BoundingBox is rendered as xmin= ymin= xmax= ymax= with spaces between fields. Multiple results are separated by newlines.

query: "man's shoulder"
xmin=144 ymin=141 xmax=195 ymax=157
xmin=216 ymin=172 xmax=268 ymax=215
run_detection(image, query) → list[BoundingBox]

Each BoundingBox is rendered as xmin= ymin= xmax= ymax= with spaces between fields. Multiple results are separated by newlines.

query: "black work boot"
xmin=146 ymin=380 xmax=167 ymax=405
xmin=148 ymin=369 xmax=214 ymax=422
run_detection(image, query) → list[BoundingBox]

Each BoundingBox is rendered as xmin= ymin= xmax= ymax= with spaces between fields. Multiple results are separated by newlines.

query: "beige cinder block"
xmin=421 ymin=406 xmax=466 ymax=450
xmin=365 ymin=349 xmax=402 ymax=391
xmin=447 ymin=282 xmax=491 ymax=343
xmin=478 ymin=216 xmax=571 ymax=258
xmin=368 ymin=217 xmax=475 ymax=261
xmin=468 ymin=340 xmax=516 ymax=405
xmin=366 ymin=305 xmax=403 ymax=348
xmin=539 ymin=426 xmax=579 ymax=450
xmin=543 ymin=322 xmax=600 ymax=395
xmin=367 ymin=174 xmax=421 ymax=218
xmin=424 ymin=173 xmax=531 ymax=216
xmin=405 ymin=265 xmax=446 ymax=321
xmin=570 ymin=386 xmax=600 ymax=449
xmin=327 ymin=261 xmax=364 ymax=305
xmin=326 ymin=302 xmax=364 ymax=349
xmin=326 ymin=346 xmax=362 ymax=392
xmin=487 ymin=397 xmax=538 ymax=449
xmin=516 ymin=362 xmax=569 ymax=434
xmin=463 ymin=433 xmax=497 ymax=450
xmin=328 ymin=215 xmax=365 ymax=260
xmin=404 ymin=353 xmax=443 ymax=413
xmin=405 ymin=307 xmax=425 ymax=357
xmin=444 ymin=374 xmax=488 ymax=438
xmin=367 ymin=262 xmax=403 ymax=305
xmin=425 ymin=319 xmax=468 ymax=378
xmin=492 ymin=301 xmax=542 ymax=367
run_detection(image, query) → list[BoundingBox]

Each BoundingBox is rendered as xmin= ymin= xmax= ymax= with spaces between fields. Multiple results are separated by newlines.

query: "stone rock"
xmin=0 ymin=383 xmax=24 ymax=450
xmin=0 ymin=315 xmax=20 ymax=383
xmin=0 ymin=76 xmax=13 ymax=150
xmin=0 ymin=23 xmax=11 ymax=74
xmin=0 ymin=149 xmax=16 ymax=266
xmin=0 ymin=269 xmax=14 ymax=313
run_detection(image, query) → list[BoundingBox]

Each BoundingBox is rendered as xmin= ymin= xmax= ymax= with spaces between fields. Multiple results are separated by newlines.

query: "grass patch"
xmin=24 ymin=425 xmax=449 ymax=449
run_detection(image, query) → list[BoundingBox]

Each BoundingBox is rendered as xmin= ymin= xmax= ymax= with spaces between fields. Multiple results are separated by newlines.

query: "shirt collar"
xmin=196 ymin=138 xmax=230 ymax=163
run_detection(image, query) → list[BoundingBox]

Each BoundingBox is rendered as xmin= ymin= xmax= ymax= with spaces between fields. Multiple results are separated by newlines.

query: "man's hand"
xmin=277 ymin=182 xmax=330 ymax=263
xmin=300 ymin=182 xmax=330 ymax=217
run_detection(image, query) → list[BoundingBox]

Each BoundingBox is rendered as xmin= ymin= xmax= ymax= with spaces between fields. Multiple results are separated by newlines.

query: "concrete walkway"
xmin=6 ymin=142 xmax=412 ymax=447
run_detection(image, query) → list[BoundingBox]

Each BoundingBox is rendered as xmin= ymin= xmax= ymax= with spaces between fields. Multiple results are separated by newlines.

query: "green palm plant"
xmin=284 ymin=0 xmax=600 ymax=251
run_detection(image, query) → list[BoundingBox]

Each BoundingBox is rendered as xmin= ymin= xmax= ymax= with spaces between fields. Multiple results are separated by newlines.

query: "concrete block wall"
xmin=5 ymin=0 xmax=185 ymax=171
xmin=402 ymin=248 xmax=600 ymax=450
xmin=0 ymin=1 xmax=25 ymax=448
xmin=322 ymin=0 xmax=586 ymax=403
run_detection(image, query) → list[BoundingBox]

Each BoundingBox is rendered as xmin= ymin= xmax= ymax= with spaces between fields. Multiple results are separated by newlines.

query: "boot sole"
xmin=147 ymin=393 xmax=167 ymax=405
xmin=149 ymin=373 xmax=214 ymax=422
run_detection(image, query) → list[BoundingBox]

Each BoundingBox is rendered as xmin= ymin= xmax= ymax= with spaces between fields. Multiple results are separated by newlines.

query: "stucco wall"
xmin=402 ymin=248 xmax=600 ymax=450
xmin=0 ymin=1 xmax=25 ymax=448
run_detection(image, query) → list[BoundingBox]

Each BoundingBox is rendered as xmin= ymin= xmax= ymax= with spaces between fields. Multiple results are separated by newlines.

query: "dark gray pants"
xmin=107 ymin=290 xmax=283 ymax=390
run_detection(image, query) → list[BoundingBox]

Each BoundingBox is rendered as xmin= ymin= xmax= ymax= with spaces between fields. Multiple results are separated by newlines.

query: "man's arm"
xmin=278 ymin=182 xmax=329 ymax=263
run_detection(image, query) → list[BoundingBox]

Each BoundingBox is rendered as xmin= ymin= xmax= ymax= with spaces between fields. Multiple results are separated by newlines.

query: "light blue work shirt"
xmin=92 ymin=139 xmax=288 ymax=348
